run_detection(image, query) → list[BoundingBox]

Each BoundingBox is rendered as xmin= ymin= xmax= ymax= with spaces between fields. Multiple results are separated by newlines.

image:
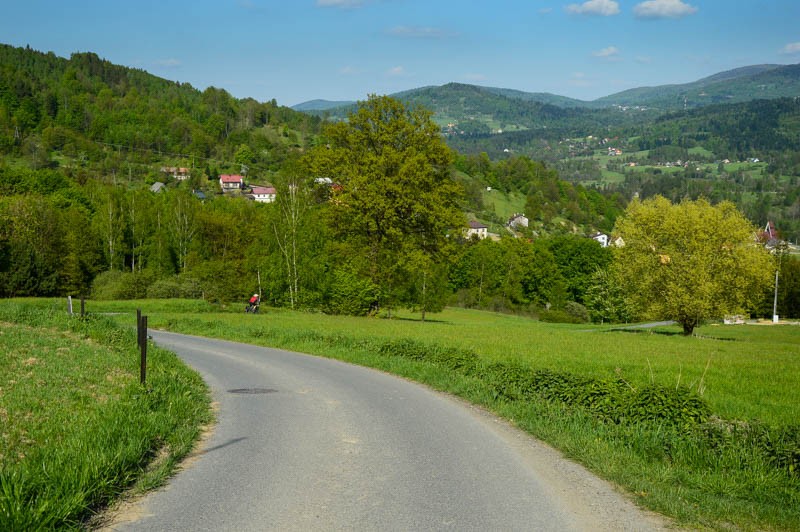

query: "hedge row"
xmin=372 ymin=337 xmax=798 ymax=477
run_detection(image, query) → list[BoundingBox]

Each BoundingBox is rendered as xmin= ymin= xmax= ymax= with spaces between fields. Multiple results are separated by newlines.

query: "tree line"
xmin=1 ymin=45 xmax=796 ymax=324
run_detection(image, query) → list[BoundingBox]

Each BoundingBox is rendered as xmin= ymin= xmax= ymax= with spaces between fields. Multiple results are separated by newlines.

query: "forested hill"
xmin=595 ymin=63 xmax=800 ymax=109
xmin=0 ymin=43 xmax=321 ymax=176
xmin=306 ymin=82 xmax=660 ymax=137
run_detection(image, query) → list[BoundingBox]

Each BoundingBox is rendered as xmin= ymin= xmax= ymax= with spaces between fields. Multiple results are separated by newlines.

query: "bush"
xmin=146 ymin=275 xmax=203 ymax=299
xmin=91 ymin=270 xmax=155 ymax=300
xmin=323 ymin=270 xmax=379 ymax=316
xmin=563 ymin=301 xmax=590 ymax=323
xmin=538 ymin=309 xmax=584 ymax=324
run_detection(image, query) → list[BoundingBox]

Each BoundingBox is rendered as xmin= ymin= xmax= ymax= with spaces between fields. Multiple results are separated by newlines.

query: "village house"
xmin=507 ymin=213 xmax=529 ymax=230
xmin=249 ymin=185 xmax=277 ymax=203
xmin=161 ymin=167 xmax=191 ymax=181
xmin=219 ymin=174 xmax=244 ymax=191
xmin=466 ymin=220 xmax=489 ymax=240
xmin=590 ymin=232 xmax=609 ymax=247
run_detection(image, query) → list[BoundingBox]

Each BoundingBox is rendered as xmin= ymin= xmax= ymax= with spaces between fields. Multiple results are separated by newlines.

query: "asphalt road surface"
xmin=101 ymin=331 xmax=670 ymax=531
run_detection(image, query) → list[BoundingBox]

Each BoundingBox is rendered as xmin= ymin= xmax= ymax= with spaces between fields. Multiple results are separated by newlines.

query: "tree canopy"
xmin=307 ymin=95 xmax=464 ymax=314
xmin=613 ymin=196 xmax=773 ymax=335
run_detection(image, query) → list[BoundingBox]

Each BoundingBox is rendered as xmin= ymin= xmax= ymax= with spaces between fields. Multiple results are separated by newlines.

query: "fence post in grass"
xmin=67 ymin=296 xmax=73 ymax=316
xmin=80 ymin=296 xmax=85 ymax=317
xmin=136 ymin=309 xmax=142 ymax=349
xmin=140 ymin=315 xmax=147 ymax=385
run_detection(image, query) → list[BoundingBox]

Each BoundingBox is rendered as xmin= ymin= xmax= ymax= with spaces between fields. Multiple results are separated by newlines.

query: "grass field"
xmin=481 ymin=188 xmax=526 ymax=221
xmin=101 ymin=302 xmax=798 ymax=425
xmin=0 ymin=299 xmax=212 ymax=530
xmin=4 ymin=298 xmax=799 ymax=530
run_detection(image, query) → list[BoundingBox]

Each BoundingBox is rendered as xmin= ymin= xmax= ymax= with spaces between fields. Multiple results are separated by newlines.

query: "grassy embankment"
xmin=0 ymin=299 xmax=212 ymax=530
xmin=88 ymin=298 xmax=800 ymax=531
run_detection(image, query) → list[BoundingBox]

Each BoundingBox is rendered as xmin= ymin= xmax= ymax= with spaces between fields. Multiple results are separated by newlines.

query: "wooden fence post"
xmin=139 ymin=315 xmax=147 ymax=385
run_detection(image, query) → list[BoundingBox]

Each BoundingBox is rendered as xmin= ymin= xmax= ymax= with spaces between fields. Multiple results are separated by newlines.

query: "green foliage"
xmin=91 ymin=270 xmax=156 ymax=300
xmin=449 ymin=237 xmax=566 ymax=312
xmin=146 ymin=274 xmax=203 ymax=299
xmin=0 ymin=300 xmax=211 ymax=529
xmin=323 ymin=269 xmax=379 ymax=316
xmin=546 ymin=235 xmax=612 ymax=303
xmin=308 ymin=95 xmax=464 ymax=314
xmin=613 ymin=196 xmax=774 ymax=334
xmin=584 ymin=268 xmax=635 ymax=323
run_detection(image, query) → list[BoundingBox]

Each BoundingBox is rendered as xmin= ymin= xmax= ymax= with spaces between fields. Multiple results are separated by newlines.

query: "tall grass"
xmin=0 ymin=299 xmax=212 ymax=529
xmin=92 ymin=299 xmax=800 ymax=530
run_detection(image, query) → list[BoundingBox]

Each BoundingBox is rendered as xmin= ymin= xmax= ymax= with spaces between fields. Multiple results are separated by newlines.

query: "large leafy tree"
xmin=613 ymin=196 xmax=773 ymax=335
xmin=308 ymin=95 xmax=464 ymax=314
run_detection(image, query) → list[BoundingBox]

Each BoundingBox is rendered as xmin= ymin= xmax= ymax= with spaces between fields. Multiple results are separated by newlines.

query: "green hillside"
xmin=0 ymin=43 xmax=321 ymax=182
xmin=596 ymin=63 xmax=800 ymax=109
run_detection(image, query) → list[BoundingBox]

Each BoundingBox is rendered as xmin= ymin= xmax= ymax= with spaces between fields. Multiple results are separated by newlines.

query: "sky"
xmin=2 ymin=0 xmax=800 ymax=108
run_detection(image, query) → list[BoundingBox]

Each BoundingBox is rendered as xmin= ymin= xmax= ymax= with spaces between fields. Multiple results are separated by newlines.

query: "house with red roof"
xmin=219 ymin=174 xmax=244 ymax=191
xmin=249 ymin=186 xmax=277 ymax=203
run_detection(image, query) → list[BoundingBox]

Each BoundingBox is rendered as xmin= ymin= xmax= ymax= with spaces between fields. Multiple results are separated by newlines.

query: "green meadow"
xmin=0 ymin=299 xmax=212 ymax=530
xmin=2 ymin=298 xmax=799 ymax=530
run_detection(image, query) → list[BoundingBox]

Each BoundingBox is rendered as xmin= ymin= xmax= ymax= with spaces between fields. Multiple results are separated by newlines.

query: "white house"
xmin=508 ymin=213 xmax=529 ymax=230
xmin=590 ymin=232 xmax=609 ymax=247
xmin=219 ymin=174 xmax=244 ymax=191
xmin=250 ymin=186 xmax=277 ymax=203
xmin=466 ymin=220 xmax=489 ymax=240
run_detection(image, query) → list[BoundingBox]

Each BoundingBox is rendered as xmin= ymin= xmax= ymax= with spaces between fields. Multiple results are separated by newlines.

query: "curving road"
xmin=102 ymin=331 xmax=669 ymax=531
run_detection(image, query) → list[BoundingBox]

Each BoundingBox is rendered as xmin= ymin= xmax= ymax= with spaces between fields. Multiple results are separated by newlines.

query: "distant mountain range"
xmin=293 ymin=63 xmax=800 ymax=116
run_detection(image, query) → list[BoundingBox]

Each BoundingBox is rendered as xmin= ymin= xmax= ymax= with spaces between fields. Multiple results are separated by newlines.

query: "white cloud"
xmin=780 ymin=42 xmax=800 ymax=55
xmin=566 ymin=0 xmax=620 ymax=16
xmin=387 ymin=26 xmax=457 ymax=39
xmin=633 ymin=0 xmax=697 ymax=19
xmin=316 ymin=0 xmax=364 ymax=8
xmin=593 ymin=46 xmax=620 ymax=58
xmin=386 ymin=66 xmax=407 ymax=77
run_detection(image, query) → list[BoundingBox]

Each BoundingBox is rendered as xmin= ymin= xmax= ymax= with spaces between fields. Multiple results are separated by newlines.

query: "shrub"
xmin=323 ymin=270 xmax=379 ymax=316
xmin=146 ymin=275 xmax=203 ymax=299
xmin=562 ymin=301 xmax=590 ymax=323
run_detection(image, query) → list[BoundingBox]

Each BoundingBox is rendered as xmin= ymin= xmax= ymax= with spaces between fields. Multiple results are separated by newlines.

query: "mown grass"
xmin=91 ymin=299 xmax=800 ymax=530
xmin=0 ymin=299 xmax=212 ymax=530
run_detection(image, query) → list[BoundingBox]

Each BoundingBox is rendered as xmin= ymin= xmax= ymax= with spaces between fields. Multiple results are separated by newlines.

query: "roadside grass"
xmin=0 ymin=299 xmax=212 ymax=530
xmin=90 ymin=299 xmax=800 ymax=530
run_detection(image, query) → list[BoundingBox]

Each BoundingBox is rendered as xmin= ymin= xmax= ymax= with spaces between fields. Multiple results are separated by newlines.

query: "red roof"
xmin=220 ymin=174 xmax=243 ymax=183
xmin=251 ymin=186 xmax=276 ymax=195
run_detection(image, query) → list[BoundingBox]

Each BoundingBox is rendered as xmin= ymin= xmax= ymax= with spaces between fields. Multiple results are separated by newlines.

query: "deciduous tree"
xmin=308 ymin=95 xmax=463 ymax=314
xmin=613 ymin=196 xmax=773 ymax=335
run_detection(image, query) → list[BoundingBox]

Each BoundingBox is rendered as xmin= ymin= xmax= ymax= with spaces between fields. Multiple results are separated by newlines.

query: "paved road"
xmin=102 ymin=331 xmax=669 ymax=531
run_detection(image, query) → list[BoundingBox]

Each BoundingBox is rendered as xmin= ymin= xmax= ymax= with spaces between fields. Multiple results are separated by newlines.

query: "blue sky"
xmin=2 ymin=1 xmax=800 ymax=107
